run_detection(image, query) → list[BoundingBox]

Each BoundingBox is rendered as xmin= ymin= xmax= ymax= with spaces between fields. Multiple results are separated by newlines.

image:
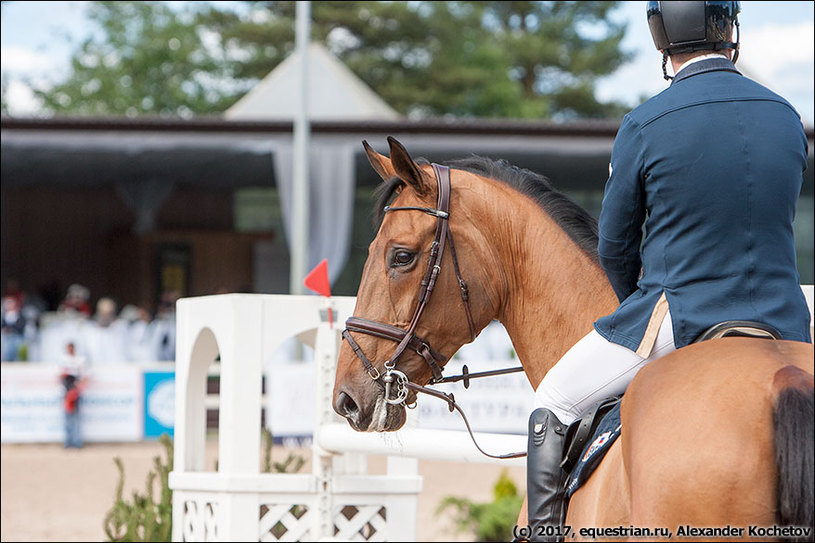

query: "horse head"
xmin=333 ymin=137 xmax=499 ymax=432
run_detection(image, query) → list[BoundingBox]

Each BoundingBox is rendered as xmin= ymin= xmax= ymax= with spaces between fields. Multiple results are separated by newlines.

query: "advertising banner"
xmin=266 ymin=362 xmax=315 ymax=446
xmin=0 ymin=365 xmax=64 ymax=442
xmin=1 ymin=364 xmax=142 ymax=443
xmin=143 ymin=370 xmax=175 ymax=439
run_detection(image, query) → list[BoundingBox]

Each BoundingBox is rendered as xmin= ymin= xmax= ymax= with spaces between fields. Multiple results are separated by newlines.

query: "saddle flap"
xmin=564 ymin=400 xmax=624 ymax=499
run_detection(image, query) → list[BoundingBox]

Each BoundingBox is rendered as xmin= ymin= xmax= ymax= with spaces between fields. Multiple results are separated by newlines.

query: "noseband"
xmin=342 ymin=164 xmax=525 ymax=460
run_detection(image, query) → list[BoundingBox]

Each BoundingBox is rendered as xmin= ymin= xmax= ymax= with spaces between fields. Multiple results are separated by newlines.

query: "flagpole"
xmin=290 ymin=0 xmax=311 ymax=296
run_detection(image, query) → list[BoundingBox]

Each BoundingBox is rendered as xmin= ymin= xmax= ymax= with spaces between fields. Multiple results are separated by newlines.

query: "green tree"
xmin=200 ymin=1 xmax=631 ymax=119
xmin=34 ymin=1 xmax=233 ymax=116
xmin=483 ymin=1 xmax=631 ymax=118
xmin=32 ymin=1 xmax=631 ymax=119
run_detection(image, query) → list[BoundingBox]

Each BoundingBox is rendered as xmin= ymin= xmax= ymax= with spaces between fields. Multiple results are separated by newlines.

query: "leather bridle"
xmin=341 ymin=163 xmax=526 ymax=460
xmin=342 ymin=164 xmax=476 ymax=402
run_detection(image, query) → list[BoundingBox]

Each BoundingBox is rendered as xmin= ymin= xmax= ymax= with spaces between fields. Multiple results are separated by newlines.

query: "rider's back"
xmin=596 ymin=61 xmax=811 ymax=349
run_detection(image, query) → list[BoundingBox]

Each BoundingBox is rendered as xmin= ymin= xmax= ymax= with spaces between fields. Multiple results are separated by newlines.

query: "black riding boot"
xmin=526 ymin=407 xmax=569 ymax=542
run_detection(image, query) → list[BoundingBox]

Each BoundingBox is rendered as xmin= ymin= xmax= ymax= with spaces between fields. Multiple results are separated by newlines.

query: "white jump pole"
xmin=319 ymin=423 xmax=527 ymax=467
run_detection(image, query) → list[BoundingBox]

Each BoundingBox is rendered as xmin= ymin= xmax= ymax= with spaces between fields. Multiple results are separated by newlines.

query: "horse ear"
xmin=362 ymin=140 xmax=397 ymax=182
xmin=387 ymin=136 xmax=430 ymax=196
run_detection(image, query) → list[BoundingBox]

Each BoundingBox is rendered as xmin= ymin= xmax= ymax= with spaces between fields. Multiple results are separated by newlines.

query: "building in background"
xmin=2 ymin=44 xmax=813 ymax=316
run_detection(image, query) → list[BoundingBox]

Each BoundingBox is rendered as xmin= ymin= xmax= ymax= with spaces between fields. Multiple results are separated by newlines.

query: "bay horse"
xmin=333 ymin=136 xmax=814 ymax=540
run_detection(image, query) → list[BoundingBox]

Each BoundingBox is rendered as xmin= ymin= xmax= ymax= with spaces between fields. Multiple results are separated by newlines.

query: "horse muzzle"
xmin=333 ymin=385 xmax=407 ymax=432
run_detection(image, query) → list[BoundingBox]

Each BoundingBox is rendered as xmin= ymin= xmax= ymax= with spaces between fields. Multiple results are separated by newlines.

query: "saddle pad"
xmin=565 ymin=402 xmax=622 ymax=498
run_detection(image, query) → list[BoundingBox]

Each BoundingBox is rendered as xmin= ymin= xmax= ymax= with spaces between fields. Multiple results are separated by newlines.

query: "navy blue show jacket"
xmin=594 ymin=57 xmax=812 ymax=351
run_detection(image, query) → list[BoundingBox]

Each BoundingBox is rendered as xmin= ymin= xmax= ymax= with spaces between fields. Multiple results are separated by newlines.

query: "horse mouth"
xmin=366 ymin=396 xmax=407 ymax=432
xmin=340 ymin=397 xmax=406 ymax=433
xmin=334 ymin=386 xmax=410 ymax=432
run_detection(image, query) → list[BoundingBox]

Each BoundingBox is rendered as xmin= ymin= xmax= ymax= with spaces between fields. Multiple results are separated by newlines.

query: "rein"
xmin=342 ymin=163 xmax=526 ymax=460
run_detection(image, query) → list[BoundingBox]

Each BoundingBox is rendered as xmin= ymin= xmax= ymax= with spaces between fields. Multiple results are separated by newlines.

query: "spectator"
xmin=120 ymin=304 xmax=156 ymax=362
xmin=58 ymin=284 xmax=92 ymax=318
xmin=60 ymin=342 xmax=87 ymax=449
xmin=1 ymin=296 xmax=26 ymax=361
xmin=3 ymin=278 xmax=26 ymax=309
xmin=95 ymin=297 xmax=118 ymax=328
xmin=24 ymin=284 xmax=181 ymax=363
xmin=83 ymin=297 xmax=129 ymax=364
xmin=151 ymin=290 xmax=178 ymax=362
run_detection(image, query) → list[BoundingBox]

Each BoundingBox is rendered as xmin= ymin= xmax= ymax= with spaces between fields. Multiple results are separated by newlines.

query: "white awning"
xmin=225 ymin=42 xmax=400 ymax=122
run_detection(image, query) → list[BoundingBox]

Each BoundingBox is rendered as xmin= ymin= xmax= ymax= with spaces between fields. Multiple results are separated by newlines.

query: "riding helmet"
xmin=647 ymin=1 xmax=740 ymax=58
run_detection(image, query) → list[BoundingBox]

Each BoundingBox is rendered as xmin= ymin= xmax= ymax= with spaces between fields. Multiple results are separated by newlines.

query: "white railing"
xmin=170 ymin=294 xmax=440 ymax=542
xmin=318 ymin=423 xmax=525 ymax=466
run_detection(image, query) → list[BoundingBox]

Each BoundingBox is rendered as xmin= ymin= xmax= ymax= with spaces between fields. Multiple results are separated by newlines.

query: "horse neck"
xmin=490 ymin=193 xmax=618 ymax=389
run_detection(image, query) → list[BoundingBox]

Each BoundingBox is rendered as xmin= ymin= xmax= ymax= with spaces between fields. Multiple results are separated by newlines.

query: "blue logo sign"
xmin=144 ymin=371 xmax=175 ymax=439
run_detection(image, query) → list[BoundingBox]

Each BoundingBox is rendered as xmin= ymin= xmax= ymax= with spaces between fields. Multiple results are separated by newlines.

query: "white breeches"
xmin=534 ymin=312 xmax=677 ymax=426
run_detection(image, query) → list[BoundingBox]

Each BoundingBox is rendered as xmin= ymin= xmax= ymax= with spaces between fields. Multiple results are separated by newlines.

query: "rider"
xmin=525 ymin=2 xmax=812 ymax=539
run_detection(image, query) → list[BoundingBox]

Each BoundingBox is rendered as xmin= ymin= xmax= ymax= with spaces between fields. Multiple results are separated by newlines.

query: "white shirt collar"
xmin=675 ymin=53 xmax=729 ymax=75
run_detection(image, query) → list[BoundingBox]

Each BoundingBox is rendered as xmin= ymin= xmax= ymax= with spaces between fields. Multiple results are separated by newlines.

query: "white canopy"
xmin=225 ymin=42 xmax=400 ymax=121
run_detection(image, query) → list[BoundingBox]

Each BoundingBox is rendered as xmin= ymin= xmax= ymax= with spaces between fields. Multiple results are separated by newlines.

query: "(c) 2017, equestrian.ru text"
xmin=512 ymin=524 xmax=813 ymax=540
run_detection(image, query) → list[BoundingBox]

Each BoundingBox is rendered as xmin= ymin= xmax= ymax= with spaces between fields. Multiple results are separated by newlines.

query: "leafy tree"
xmin=34 ymin=1 xmax=234 ymax=117
xmin=200 ymin=1 xmax=631 ymax=119
xmin=484 ymin=1 xmax=632 ymax=118
xmin=32 ymin=1 xmax=631 ymax=119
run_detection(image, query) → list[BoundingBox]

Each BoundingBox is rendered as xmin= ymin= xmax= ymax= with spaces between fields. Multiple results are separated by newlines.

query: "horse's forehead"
xmin=377 ymin=188 xmax=432 ymax=235
xmin=397 ymin=180 xmax=433 ymax=205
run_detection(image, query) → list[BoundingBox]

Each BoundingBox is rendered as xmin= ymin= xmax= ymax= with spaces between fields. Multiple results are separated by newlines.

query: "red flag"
xmin=304 ymin=259 xmax=331 ymax=297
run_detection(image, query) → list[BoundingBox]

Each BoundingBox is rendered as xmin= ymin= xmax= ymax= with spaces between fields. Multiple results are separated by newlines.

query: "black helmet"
xmin=647 ymin=1 xmax=740 ymax=59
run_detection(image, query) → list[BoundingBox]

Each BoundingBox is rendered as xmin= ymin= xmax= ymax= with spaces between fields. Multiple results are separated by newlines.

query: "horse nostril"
xmin=336 ymin=391 xmax=360 ymax=419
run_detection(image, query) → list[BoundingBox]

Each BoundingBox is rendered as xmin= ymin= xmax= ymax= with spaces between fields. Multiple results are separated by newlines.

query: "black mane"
xmin=373 ymin=155 xmax=599 ymax=262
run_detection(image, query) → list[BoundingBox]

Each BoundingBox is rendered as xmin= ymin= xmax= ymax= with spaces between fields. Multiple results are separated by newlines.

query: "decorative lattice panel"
xmin=259 ymin=503 xmax=311 ymax=542
xmin=182 ymin=500 xmax=218 ymax=542
xmin=333 ymin=505 xmax=388 ymax=542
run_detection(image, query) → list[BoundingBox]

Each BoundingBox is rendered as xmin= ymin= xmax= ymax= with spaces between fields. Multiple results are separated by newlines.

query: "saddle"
xmin=695 ymin=320 xmax=782 ymax=342
xmin=558 ymin=320 xmax=782 ymax=497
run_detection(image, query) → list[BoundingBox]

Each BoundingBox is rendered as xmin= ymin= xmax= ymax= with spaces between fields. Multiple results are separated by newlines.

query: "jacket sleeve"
xmin=598 ymin=115 xmax=646 ymax=303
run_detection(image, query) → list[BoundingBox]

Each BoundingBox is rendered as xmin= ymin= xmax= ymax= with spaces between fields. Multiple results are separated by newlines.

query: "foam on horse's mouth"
xmin=368 ymin=396 xmax=390 ymax=432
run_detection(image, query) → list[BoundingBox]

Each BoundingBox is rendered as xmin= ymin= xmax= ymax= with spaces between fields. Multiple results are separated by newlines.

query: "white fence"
xmin=170 ymin=294 xmax=520 ymax=542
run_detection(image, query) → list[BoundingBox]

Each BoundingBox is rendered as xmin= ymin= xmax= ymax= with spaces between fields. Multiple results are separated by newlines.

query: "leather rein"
xmin=342 ymin=163 xmax=526 ymax=460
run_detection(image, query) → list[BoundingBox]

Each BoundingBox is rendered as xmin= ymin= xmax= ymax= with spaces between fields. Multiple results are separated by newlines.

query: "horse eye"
xmin=391 ymin=250 xmax=415 ymax=267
